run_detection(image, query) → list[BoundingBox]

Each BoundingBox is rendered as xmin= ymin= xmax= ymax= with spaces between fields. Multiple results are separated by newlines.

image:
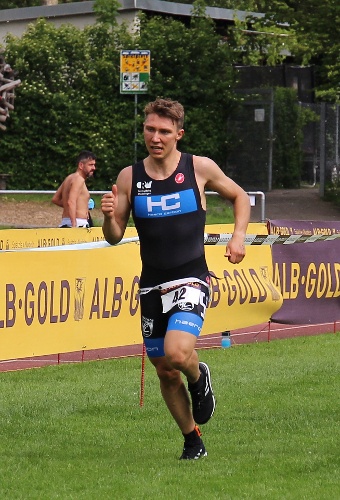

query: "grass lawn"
xmin=0 ymin=334 xmax=339 ymax=499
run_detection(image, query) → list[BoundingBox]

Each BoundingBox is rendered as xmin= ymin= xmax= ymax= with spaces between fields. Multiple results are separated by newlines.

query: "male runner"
xmin=101 ymin=98 xmax=250 ymax=459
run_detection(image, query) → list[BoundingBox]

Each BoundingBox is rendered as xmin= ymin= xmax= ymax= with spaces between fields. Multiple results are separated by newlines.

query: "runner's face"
xmin=143 ymin=113 xmax=184 ymax=160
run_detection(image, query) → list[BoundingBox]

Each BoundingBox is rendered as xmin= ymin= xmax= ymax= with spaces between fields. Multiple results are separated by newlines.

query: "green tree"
xmin=136 ymin=5 xmax=238 ymax=165
xmin=2 ymin=0 xmax=332 ymax=191
xmin=0 ymin=0 xmax=83 ymax=7
xmin=272 ymin=0 xmax=340 ymax=102
xmin=270 ymin=87 xmax=318 ymax=188
xmin=2 ymin=19 xmax=137 ymax=189
xmin=1 ymin=2 xmax=241 ymax=189
xmin=93 ymin=0 xmax=120 ymax=29
xmin=208 ymin=0 xmax=339 ymax=101
xmin=0 ymin=0 xmax=39 ymax=8
xmin=2 ymin=20 xmax=92 ymax=188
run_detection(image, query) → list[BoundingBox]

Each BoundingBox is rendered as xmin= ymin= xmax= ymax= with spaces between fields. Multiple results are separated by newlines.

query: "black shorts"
xmin=140 ymin=272 xmax=211 ymax=358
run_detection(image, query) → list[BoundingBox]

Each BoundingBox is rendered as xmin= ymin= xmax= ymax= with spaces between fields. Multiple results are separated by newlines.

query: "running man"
xmin=101 ymin=98 xmax=250 ymax=459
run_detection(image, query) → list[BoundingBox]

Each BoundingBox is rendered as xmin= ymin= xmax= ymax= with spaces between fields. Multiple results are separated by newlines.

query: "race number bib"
xmin=161 ymin=285 xmax=201 ymax=313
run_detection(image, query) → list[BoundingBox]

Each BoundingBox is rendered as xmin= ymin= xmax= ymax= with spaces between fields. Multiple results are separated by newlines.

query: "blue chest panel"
xmin=134 ymin=188 xmax=197 ymax=218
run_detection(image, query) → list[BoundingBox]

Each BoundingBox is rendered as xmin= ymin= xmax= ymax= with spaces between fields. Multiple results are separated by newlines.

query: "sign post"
xmin=120 ymin=50 xmax=151 ymax=162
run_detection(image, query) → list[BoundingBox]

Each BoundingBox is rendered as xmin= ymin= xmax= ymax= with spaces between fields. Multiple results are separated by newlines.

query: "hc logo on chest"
xmin=134 ymin=189 xmax=197 ymax=218
xmin=147 ymin=193 xmax=180 ymax=212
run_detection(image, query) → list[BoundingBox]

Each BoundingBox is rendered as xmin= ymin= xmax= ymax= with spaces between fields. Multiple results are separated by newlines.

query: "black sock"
xmin=183 ymin=428 xmax=201 ymax=446
xmin=188 ymin=370 xmax=203 ymax=392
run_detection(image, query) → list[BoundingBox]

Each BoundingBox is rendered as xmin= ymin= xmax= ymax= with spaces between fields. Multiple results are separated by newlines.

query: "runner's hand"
xmin=101 ymin=185 xmax=118 ymax=219
xmin=224 ymin=235 xmax=246 ymax=264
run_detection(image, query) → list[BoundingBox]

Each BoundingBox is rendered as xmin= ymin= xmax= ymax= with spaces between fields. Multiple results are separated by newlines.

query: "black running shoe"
xmin=179 ymin=426 xmax=208 ymax=460
xmin=189 ymin=362 xmax=216 ymax=425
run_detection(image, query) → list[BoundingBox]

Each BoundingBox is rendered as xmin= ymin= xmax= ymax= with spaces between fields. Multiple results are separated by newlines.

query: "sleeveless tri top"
xmin=131 ymin=153 xmax=207 ymax=272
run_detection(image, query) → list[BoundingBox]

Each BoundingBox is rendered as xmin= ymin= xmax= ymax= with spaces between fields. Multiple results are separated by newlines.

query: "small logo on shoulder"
xmin=137 ymin=181 xmax=152 ymax=195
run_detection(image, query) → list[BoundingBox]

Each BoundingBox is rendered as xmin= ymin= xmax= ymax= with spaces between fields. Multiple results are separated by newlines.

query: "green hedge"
xmin=1 ymin=13 xmax=237 ymax=190
xmin=1 ymin=12 xmax=318 ymax=191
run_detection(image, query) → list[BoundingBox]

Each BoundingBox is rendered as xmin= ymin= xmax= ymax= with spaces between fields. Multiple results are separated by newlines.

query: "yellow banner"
xmin=203 ymin=223 xmax=282 ymax=332
xmin=0 ymin=224 xmax=282 ymax=360
xmin=0 ymin=227 xmax=106 ymax=251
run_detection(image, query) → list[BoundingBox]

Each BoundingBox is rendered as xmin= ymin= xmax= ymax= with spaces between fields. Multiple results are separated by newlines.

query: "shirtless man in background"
xmin=52 ymin=150 xmax=96 ymax=227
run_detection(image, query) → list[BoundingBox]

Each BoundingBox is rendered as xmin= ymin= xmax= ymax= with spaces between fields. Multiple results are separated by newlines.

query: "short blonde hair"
xmin=144 ymin=98 xmax=184 ymax=129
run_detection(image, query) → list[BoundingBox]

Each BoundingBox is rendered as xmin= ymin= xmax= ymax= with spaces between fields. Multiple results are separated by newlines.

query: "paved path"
xmin=250 ymin=187 xmax=340 ymax=222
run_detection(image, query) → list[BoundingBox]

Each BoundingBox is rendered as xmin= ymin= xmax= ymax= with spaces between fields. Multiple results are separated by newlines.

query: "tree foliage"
xmin=174 ymin=0 xmax=339 ymax=101
xmin=0 ymin=0 xmax=337 ymax=191
xmin=272 ymin=88 xmax=304 ymax=188
xmin=272 ymin=0 xmax=340 ymax=102
xmin=1 ymin=0 xmax=338 ymax=101
xmin=218 ymin=0 xmax=339 ymax=101
xmin=0 ymin=0 xmax=83 ymax=8
xmin=0 ymin=2 xmax=242 ymax=189
xmin=1 ymin=20 xmax=137 ymax=189
xmin=137 ymin=4 xmax=238 ymax=164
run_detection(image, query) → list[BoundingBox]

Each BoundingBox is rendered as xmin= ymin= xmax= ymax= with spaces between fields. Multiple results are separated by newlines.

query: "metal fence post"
xmin=319 ymin=102 xmax=326 ymax=197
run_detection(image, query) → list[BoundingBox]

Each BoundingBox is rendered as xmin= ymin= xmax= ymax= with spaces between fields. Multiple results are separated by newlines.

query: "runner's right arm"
xmin=101 ymin=166 xmax=132 ymax=245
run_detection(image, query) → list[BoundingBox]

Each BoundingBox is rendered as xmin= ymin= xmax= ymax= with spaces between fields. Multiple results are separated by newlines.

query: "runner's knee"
xmin=155 ymin=363 xmax=181 ymax=385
